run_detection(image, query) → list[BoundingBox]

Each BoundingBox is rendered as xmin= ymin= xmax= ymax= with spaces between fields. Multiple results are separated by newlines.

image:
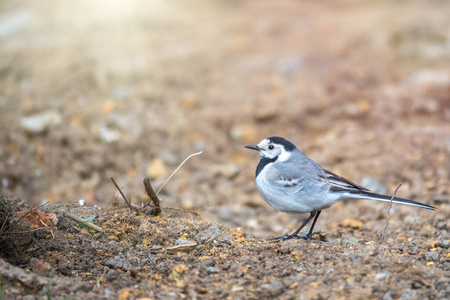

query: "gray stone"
xmin=261 ymin=280 xmax=285 ymax=297
xmin=424 ymin=251 xmax=439 ymax=261
xmin=105 ymin=256 xmax=131 ymax=271
xmin=30 ymin=258 xmax=54 ymax=277
xmin=434 ymin=195 xmax=449 ymax=204
xmin=194 ymin=226 xmax=232 ymax=245
xmin=20 ymin=111 xmax=62 ymax=133
xmin=375 ymin=272 xmax=389 ymax=280
xmin=438 ymin=240 xmax=449 ymax=249
xmin=207 ymin=266 xmax=220 ymax=274
xmin=0 ymin=258 xmax=47 ymax=289
xmin=175 ymin=239 xmax=196 ymax=246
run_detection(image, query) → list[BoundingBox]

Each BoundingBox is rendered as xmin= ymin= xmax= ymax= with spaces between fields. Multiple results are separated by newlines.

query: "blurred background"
xmin=1 ymin=0 xmax=449 ymax=237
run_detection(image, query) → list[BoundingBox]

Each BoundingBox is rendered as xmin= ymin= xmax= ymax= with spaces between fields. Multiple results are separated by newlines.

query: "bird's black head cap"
xmin=267 ymin=136 xmax=297 ymax=152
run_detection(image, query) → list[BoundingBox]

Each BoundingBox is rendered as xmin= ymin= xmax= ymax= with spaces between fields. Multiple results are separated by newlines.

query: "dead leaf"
xmin=18 ymin=210 xmax=58 ymax=229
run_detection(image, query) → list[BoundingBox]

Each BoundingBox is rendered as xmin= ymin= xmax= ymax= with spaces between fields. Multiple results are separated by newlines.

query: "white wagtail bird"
xmin=245 ymin=136 xmax=436 ymax=241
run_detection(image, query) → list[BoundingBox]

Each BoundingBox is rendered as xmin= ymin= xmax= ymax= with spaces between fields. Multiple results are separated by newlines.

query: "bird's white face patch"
xmin=277 ymin=150 xmax=291 ymax=162
xmin=256 ymin=138 xmax=289 ymax=160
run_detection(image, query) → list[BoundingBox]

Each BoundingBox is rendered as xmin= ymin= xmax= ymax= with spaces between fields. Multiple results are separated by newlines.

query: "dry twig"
xmin=142 ymin=151 xmax=202 ymax=216
xmin=379 ymin=183 xmax=402 ymax=242
xmin=143 ymin=177 xmax=161 ymax=216
xmin=63 ymin=211 xmax=104 ymax=233
xmin=156 ymin=151 xmax=203 ymax=195
xmin=110 ymin=177 xmax=132 ymax=211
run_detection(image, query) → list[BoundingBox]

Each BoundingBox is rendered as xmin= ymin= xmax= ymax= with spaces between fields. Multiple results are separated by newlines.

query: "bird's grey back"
xmin=270 ymin=149 xmax=328 ymax=192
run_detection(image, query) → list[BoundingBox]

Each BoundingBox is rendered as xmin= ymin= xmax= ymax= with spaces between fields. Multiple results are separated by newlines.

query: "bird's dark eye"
xmin=268 ymin=145 xmax=274 ymax=150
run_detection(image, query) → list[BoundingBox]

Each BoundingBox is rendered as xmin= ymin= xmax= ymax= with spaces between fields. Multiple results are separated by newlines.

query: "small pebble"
xmin=438 ymin=240 xmax=449 ymax=249
xmin=30 ymin=258 xmax=55 ymax=277
xmin=261 ymin=281 xmax=285 ymax=297
xmin=20 ymin=110 xmax=62 ymax=133
xmin=194 ymin=226 xmax=232 ymax=245
xmin=367 ymin=245 xmax=378 ymax=256
xmin=105 ymin=256 xmax=131 ymax=271
xmin=375 ymin=272 xmax=388 ymax=280
xmin=231 ymin=286 xmax=244 ymax=292
xmin=207 ymin=266 xmax=220 ymax=274
xmin=434 ymin=195 xmax=449 ymax=204
xmin=99 ymin=125 xmax=120 ymax=143
xmin=175 ymin=239 xmax=196 ymax=246
xmin=424 ymin=251 xmax=439 ymax=261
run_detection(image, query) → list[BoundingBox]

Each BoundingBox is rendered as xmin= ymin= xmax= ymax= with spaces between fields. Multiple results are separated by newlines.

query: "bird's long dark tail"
xmin=349 ymin=190 xmax=436 ymax=210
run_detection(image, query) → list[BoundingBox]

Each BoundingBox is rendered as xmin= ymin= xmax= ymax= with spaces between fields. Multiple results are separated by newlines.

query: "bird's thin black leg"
xmin=273 ymin=211 xmax=316 ymax=241
xmin=302 ymin=210 xmax=321 ymax=240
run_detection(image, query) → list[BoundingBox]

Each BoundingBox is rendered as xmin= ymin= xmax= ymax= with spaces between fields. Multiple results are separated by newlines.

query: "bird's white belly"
xmin=255 ymin=170 xmax=338 ymax=213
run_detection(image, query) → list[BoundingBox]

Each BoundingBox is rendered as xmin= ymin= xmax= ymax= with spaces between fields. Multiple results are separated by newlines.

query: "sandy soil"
xmin=0 ymin=0 xmax=449 ymax=299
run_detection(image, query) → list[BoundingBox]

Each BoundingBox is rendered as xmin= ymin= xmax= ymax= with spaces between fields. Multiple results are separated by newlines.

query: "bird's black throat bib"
xmin=256 ymin=156 xmax=278 ymax=177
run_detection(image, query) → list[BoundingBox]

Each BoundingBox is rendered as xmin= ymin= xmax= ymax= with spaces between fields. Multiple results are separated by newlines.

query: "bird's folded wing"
xmin=270 ymin=159 xmax=329 ymax=194
xmin=274 ymin=176 xmax=307 ymax=194
xmin=322 ymin=169 xmax=369 ymax=192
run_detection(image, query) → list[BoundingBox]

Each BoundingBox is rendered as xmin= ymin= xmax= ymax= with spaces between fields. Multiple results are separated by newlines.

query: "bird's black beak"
xmin=245 ymin=145 xmax=260 ymax=151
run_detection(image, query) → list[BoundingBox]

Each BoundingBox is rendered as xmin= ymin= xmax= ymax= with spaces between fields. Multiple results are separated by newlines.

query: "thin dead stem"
xmin=156 ymin=151 xmax=203 ymax=195
xmin=63 ymin=211 xmax=104 ymax=233
xmin=143 ymin=177 xmax=161 ymax=216
xmin=379 ymin=183 xmax=402 ymax=242
xmin=110 ymin=177 xmax=132 ymax=211
xmin=142 ymin=151 xmax=202 ymax=217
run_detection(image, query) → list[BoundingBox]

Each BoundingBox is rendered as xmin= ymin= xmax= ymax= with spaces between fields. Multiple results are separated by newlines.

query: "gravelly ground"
xmin=0 ymin=0 xmax=449 ymax=299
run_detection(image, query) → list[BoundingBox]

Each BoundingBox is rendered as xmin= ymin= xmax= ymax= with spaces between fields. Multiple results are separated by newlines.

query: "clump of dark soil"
xmin=0 ymin=196 xmax=34 ymax=266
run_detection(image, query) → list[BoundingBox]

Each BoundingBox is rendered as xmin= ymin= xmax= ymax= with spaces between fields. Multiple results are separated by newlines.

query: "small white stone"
xmin=99 ymin=125 xmax=120 ymax=143
xmin=79 ymin=199 xmax=85 ymax=206
xmin=20 ymin=111 xmax=62 ymax=133
xmin=375 ymin=272 xmax=388 ymax=280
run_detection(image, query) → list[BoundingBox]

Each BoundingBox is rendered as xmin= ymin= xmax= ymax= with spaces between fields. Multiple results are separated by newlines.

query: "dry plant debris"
xmin=0 ymin=197 xmax=449 ymax=299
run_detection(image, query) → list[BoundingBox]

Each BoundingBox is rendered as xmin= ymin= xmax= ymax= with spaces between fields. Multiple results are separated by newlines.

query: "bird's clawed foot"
xmin=273 ymin=233 xmax=311 ymax=241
